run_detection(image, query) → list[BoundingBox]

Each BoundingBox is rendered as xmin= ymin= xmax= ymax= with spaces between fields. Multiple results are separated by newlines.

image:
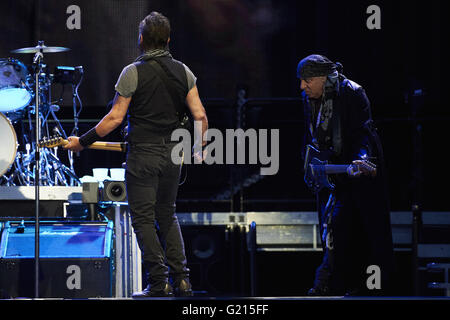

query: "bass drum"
xmin=0 ymin=58 xmax=32 ymax=117
xmin=0 ymin=112 xmax=18 ymax=177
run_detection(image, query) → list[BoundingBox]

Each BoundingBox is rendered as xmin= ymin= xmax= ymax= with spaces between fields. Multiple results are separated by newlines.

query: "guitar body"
xmin=303 ymin=144 xmax=377 ymax=194
xmin=304 ymin=144 xmax=335 ymax=193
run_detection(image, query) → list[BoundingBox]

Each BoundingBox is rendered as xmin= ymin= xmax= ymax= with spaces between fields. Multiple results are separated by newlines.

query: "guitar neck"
xmin=88 ymin=141 xmax=127 ymax=152
xmin=61 ymin=139 xmax=127 ymax=152
xmin=323 ymin=164 xmax=349 ymax=174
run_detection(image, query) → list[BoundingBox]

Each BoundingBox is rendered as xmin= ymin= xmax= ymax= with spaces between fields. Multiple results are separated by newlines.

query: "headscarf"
xmin=297 ymin=54 xmax=336 ymax=79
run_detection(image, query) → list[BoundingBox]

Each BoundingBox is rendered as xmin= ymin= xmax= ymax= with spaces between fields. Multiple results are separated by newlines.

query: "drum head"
xmin=0 ymin=113 xmax=18 ymax=177
xmin=0 ymin=58 xmax=31 ymax=112
xmin=0 ymin=87 xmax=32 ymax=112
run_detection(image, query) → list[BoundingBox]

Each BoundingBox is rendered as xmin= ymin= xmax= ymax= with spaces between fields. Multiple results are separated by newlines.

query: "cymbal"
xmin=11 ymin=45 xmax=70 ymax=54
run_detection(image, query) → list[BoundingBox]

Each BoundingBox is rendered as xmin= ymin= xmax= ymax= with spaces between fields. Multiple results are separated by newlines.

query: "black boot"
xmin=173 ymin=279 xmax=193 ymax=297
xmin=132 ymin=282 xmax=173 ymax=298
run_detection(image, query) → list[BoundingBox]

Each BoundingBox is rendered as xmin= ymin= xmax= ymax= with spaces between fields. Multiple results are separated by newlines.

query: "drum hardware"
xmin=51 ymin=65 xmax=84 ymax=181
xmin=52 ymin=65 xmax=84 ymax=138
xmin=0 ymin=41 xmax=82 ymax=188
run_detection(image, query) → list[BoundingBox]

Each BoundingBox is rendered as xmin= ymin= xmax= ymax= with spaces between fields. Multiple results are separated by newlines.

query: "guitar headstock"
xmin=348 ymin=160 xmax=377 ymax=177
xmin=38 ymin=135 xmax=67 ymax=149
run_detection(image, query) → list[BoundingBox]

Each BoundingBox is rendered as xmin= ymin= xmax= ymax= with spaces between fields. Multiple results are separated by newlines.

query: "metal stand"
xmin=412 ymin=204 xmax=422 ymax=296
xmin=409 ymin=85 xmax=425 ymax=296
xmin=114 ymin=205 xmax=142 ymax=297
xmin=248 ymin=221 xmax=257 ymax=296
xmin=33 ymin=41 xmax=44 ymax=298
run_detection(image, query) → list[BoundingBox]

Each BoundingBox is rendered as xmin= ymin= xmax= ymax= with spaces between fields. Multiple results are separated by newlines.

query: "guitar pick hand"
xmin=64 ymin=136 xmax=84 ymax=152
xmin=350 ymin=160 xmax=377 ymax=177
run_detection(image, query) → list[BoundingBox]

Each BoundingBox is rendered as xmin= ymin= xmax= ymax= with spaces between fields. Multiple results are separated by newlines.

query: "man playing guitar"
xmin=298 ymin=54 xmax=394 ymax=296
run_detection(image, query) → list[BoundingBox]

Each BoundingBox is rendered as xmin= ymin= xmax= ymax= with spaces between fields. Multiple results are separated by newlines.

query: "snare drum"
xmin=0 ymin=112 xmax=18 ymax=177
xmin=0 ymin=58 xmax=32 ymax=113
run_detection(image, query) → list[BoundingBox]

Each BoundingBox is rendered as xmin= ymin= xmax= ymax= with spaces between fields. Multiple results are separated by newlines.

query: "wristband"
xmin=79 ymin=127 xmax=101 ymax=147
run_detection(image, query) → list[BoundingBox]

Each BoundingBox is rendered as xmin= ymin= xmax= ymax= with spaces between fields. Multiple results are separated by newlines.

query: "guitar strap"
xmin=331 ymin=78 xmax=347 ymax=157
xmin=144 ymin=57 xmax=188 ymax=126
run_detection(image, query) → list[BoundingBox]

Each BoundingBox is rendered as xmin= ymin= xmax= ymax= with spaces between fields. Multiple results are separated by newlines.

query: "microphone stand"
xmin=409 ymin=86 xmax=425 ymax=296
xmin=33 ymin=42 xmax=44 ymax=299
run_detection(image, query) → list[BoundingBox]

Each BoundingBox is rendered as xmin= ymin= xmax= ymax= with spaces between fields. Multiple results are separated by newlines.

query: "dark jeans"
xmin=125 ymin=142 xmax=189 ymax=290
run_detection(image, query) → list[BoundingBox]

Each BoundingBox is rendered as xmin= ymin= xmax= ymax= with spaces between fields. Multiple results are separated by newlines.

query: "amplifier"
xmin=0 ymin=220 xmax=113 ymax=298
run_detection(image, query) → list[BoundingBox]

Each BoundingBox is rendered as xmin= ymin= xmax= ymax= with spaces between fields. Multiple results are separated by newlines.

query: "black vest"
xmin=127 ymin=56 xmax=188 ymax=143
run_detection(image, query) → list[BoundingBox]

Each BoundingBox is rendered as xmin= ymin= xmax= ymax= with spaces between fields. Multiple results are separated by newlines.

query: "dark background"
xmin=1 ymin=0 xmax=448 ymax=212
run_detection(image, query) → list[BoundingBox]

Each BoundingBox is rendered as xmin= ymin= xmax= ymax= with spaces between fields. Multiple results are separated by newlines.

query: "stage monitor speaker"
xmin=179 ymin=225 xmax=248 ymax=296
xmin=0 ymin=220 xmax=113 ymax=298
xmin=102 ymin=180 xmax=127 ymax=202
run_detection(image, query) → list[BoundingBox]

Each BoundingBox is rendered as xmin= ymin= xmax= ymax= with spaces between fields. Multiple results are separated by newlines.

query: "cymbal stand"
xmin=32 ymin=40 xmax=44 ymax=299
xmin=69 ymin=66 xmax=84 ymax=185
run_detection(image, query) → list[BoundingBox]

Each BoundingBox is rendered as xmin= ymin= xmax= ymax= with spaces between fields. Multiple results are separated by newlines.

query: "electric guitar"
xmin=304 ymin=144 xmax=377 ymax=193
xmin=38 ymin=135 xmax=127 ymax=152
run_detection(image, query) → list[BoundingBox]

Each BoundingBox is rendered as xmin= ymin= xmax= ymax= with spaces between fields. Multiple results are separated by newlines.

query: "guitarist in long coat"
xmin=298 ymin=54 xmax=394 ymax=295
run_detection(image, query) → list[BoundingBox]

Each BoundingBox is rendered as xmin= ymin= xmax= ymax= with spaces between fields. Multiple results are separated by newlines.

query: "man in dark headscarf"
xmin=298 ymin=54 xmax=394 ymax=296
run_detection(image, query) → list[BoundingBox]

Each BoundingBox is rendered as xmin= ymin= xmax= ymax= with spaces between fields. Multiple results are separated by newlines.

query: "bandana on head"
xmin=297 ymin=54 xmax=336 ymax=79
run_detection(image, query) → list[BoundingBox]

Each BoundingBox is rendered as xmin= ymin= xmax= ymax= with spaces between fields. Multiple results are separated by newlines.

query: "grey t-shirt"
xmin=115 ymin=61 xmax=197 ymax=98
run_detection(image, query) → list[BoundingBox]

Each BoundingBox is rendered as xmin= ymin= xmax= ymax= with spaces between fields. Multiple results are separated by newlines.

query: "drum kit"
xmin=0 ymin=41 xmax=82 ymax=186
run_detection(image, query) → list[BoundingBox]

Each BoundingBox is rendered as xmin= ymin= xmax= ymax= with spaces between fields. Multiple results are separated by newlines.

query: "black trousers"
xmin=125 ymin=142 xmax=189 ymax=290
xmin=313 ymin=176 xmax=394 ymax=295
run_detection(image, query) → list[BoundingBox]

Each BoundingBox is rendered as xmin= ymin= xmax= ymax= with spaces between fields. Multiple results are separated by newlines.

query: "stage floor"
xmin=2 ymin=295 xmax=450 ymax=300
